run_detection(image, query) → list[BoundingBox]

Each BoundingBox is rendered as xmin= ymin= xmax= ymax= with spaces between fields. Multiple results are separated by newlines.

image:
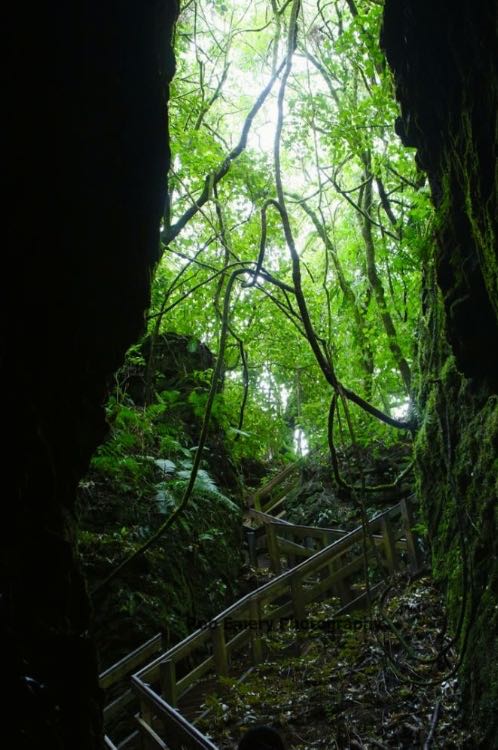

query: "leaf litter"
xmin=198 ymin=575 xmax=476 ymax=748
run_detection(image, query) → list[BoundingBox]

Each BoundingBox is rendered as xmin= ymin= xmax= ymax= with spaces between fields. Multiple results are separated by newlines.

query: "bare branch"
xmin=163 ymin=59 xmax=287 ymax=246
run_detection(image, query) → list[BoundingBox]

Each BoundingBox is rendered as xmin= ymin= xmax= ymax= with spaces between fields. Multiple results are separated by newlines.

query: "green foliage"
xmin=151 ymin=0 xmax=433 ymax=464
xmin=91 ymin=454 xmax=151 ymax=493
xmin=79 ymin=385 xmax=243 ymax=663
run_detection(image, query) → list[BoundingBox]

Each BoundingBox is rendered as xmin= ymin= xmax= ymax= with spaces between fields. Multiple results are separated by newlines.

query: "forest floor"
xmin=197 ymin=572 xmax=476 ymax=749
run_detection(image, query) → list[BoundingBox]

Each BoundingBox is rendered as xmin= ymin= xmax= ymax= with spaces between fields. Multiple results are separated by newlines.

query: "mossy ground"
xmin=198 ymin=576 xmax=476 ymax=749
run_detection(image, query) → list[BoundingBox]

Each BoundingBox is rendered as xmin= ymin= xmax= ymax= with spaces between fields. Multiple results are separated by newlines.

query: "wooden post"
xmin=287 ymin=529 xmax=296 ymax=569
xmin=249 ymin=596 xmax=263 ymax=665
xmin=291 ymin=576 xmax=306 ymax=621
xmin=138 ymin=695 xmax=154 ymax=750
xmin=266 ymin=523 xmax=282 ymax=574
xmin=320 ymin=533 xmax=332 ymax=582
xmin=381 ymin=516 xmax=399 ymax=573
xmin=400 ymin=498 xmax=423 ymax=572
xmin=253 ymin=492 xmax=262 ymax=512
xmin=246 ymin=528 xmax=258 ymax=567
xmin=212 ymin=623 xmax=229 ymax=677
xmin=160 ymin=659 xmax=177 ymax=707
xmin=332 ymin=557 xmax=354 ymax=605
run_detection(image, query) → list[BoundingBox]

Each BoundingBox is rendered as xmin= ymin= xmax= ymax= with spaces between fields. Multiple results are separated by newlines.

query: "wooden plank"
xmin=138 ymin=629 xmax=210 ymax=683
xmin=279 ymin=524 xmax=347 ymax=540
xmin=100 ymin=633 xmax=163 ymax=689
xmin=128 ymin=505 xmax=410 ymax=748
xmin=136 ymin=717 xmax=168 ymax=750
xmin=381 ymin=516 xmax=399 ymax=573
xmin=160 ymin=660 xmax=177 ymax=708
xmin=104 ymin=736 xmax=119 ymax=750
xmin=243 ymin=527 xmax=259 ymax=566
xmin=225 ymin=627 xmax=252 ymax=656
xmin=260 ymin=598 xmax=294 ymax=624
xmin=330 ymin=553 xmax=355 ymax=605
xmin=262 ymin=478 xmax=298 ymax=514
xmin=254 ymin=463 xmax=300 ymax=502
xmin=117 ymin=729 xmax=140 ymax=749
xmin=266 ymin=523 xmax=282 ymax=574
xmin=177 ymin=654 xmax=214 ymax=695
xmin=139 ymin=694 xmax=155 ymax=750
xmin=255 ymin=537 xmax=268 ymax=553
xmin=321 ymin=531 xmax=330 ymax=552
xmin=334 ymin=580 xmax=385 ymax=615
xmin=291 ymin=576 xmax=306 ymax=621
xmin=318 ymin=532 xmax=331 ymax=580
xmin=303 ymin=554 xmax=367 ymax=603
xmin=247 ymin=509 xmax=292 ymax=525
xmin=262 ymin=493 xmax=287 ymax=516
xmin=400 ymin=497 xmax=424 ymax=572
xmin=132 ymin=680 xmax=218 ymax=750
xmin=277 ymin=536 xmax=314 ymax=558
xmin=212 ymin=624 xmax=228 ymax=677
xmin=140 ymin=694 xmax=154 ymax=726
xmin=248 ymin=509 xmax=347 ymax=539
xmin=104 ymin=688 xmax=135 ymax=723
xmin=249 ymin=597 xmax=263 ymax=664
xmin=139 ymin=503 xmax=403 ymax=683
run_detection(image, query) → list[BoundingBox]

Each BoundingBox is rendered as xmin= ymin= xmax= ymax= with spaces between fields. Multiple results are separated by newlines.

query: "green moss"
xmin=413 ymin=265 xmax=498 ymax=742
xmin=457 ymin=112 xmax=498 ymax=319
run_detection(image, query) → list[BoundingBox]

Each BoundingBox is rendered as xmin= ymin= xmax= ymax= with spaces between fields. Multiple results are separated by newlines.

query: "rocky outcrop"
xmin=382 ymin=0 xmax=498 ymax=387
xmin=4 ymin=2 xmax=177 ymax=747
xmin=382 ymin=1 xmax=498 ymax=743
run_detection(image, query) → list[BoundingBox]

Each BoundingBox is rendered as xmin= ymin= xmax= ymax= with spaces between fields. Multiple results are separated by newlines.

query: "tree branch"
xmin=163 ymin=59 xmax=286 ymax=246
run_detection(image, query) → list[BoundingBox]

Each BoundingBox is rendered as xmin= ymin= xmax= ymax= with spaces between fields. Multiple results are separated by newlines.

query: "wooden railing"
xmin=247 ymin=507 xmax=410 ymax=575
xmin=133 ymin=681 xmax=218 ymax=750
xmin=251 ymin=462 xmax=301 ymax=515
xmin=100 ymin=634 xmax=165 ymax=748
xmin=246 ymin=507 xmax=349 ymax=571
xmin=244 ymin=459 xmax=313 ymax=566
xmin=118 ymin=498 xmax=422 ymax=750
xmin=98 ymin=462 xmax=299 ymax=745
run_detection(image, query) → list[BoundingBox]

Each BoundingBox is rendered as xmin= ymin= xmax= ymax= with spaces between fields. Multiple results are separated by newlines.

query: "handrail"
xmin=251 ymin=461 xmax=302 ymax=513
xmin=99 ymin=633 xmax=164 ymax=748
xmin=248 ymin=508 xmax=348 ymax=538
xmin=99 ymin=504 xmax=346 ymax=731
xmin=136 ymin=499 xmax=415 ymax=683
xmin=103 ymin=496 xmax=422 ymax=749
xmin=100 ymin=632 xmax=163 ymax=690
xmin=253 ymin=462 xmax=301 ymax=501
xmin=246 ymin=508 xmax=293 ymax=525
xmin=133 ymin=680 xmax=218 ymax=749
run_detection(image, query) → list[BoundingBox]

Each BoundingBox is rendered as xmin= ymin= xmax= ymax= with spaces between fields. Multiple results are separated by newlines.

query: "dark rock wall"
xmin=382 ymin=0 xmax=498 ymax=386
xmin=382 ymin=1 xmax=498 ymax=743
xmin=4 ymin=2 xmax=177 ymax=747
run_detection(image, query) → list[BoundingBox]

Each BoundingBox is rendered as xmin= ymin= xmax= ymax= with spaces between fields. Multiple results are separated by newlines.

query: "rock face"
xmin=382 ymin=1 xmax=498 ymax=743
xmin=4 ymin=2 xmax=177 ymax=747
xmin=382 ymin=0 xmax=498 ymax=386
xmin=125 ymin=331 xmax=240 ymax=491
xmin=129 ymin=332 xmax=216 ymax=405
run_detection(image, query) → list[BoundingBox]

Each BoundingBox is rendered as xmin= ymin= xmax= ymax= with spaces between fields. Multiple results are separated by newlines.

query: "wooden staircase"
xmin=99 ymin=465 xmax=423 ymax=750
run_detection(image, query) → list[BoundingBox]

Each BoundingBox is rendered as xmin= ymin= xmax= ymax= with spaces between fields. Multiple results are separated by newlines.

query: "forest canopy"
xmin=137 ymin=0 xmax=432 ymax=462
